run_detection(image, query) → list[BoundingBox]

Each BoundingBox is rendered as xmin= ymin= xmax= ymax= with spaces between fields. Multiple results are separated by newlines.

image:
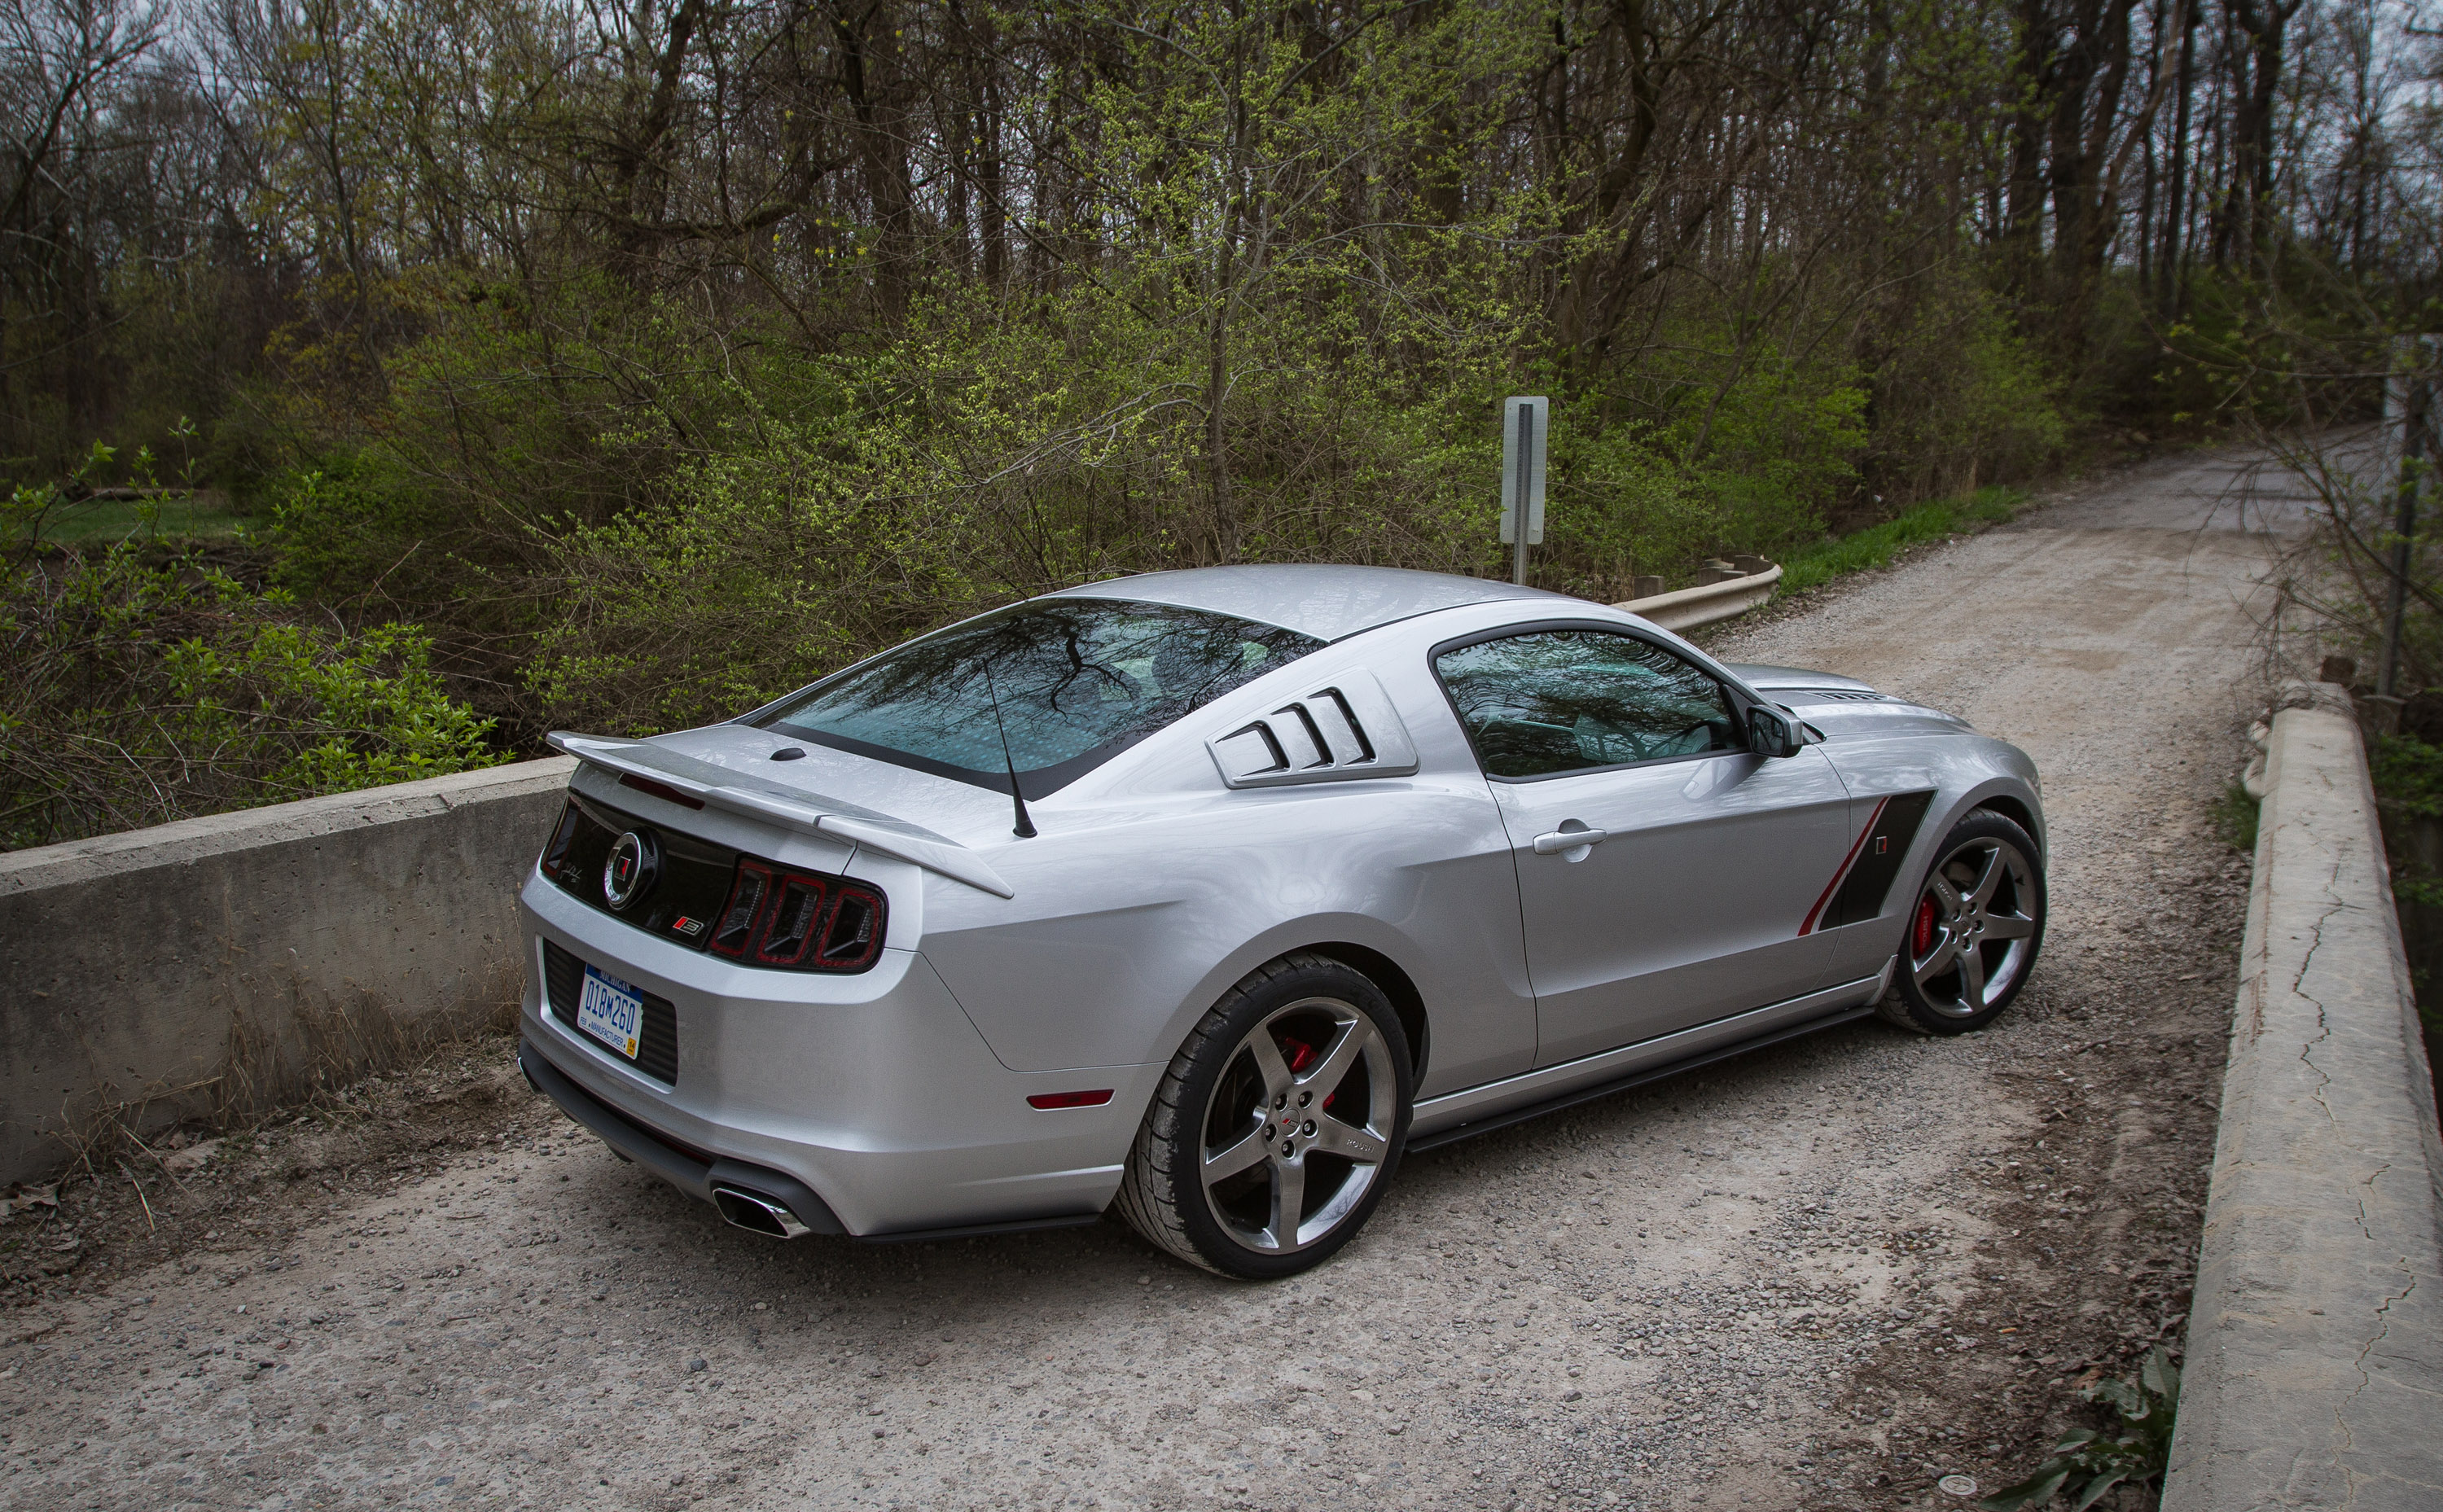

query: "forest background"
xmin=0 ymin=0 xmax=2436 ymax=848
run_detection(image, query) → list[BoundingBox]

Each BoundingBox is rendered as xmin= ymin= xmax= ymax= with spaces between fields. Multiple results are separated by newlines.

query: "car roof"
xmin=1047 ymin=564 xmax=1580 ymax=642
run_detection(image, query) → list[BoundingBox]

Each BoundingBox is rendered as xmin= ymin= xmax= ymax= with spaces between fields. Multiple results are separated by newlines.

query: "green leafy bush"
xmin=2213 ymin=780 xmax=2262 ymax=853
xmin=2 ymin=460 xmax=502 ymax=850
xmin=1866 ymin=275 xmax=2068 ymax=500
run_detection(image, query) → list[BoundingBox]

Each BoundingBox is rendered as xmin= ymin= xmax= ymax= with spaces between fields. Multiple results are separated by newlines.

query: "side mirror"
xmin=1748 ymin=703 xmax=1803 ymax=758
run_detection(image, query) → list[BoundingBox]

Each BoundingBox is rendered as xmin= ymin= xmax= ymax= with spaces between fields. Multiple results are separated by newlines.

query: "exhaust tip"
xmin=712 ymin=1184 xmax=814 ymax=1239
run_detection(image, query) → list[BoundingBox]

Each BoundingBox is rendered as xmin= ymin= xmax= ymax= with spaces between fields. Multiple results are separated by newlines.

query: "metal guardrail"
xmin=1614 ymin=561 xmax=1783 ymax=632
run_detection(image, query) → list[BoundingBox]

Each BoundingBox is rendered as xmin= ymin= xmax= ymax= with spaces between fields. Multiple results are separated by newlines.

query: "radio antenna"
xmin=980 ymin=657 xmax=1037 ymax=839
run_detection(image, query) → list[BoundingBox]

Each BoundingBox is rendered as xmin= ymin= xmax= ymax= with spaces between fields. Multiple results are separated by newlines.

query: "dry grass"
xmin=29 ymin=964 xmax=524 ymax=1246
xmin=210 ymin=961 xmax=522 ymax=1129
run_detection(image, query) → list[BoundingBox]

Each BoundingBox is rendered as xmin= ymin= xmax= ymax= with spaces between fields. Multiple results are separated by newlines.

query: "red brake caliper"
xmin=1278 ymin=1035 xmax=1332 ymax=1112
xmin=1914 ymin=895 xmax=1937 ymax=957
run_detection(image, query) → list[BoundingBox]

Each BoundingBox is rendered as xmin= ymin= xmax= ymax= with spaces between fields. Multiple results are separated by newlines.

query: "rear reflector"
xmin=1026 ymin=1089 xmax=1114 ymax=1111
xmin=617 ymin=774 xmax=707 ymax=810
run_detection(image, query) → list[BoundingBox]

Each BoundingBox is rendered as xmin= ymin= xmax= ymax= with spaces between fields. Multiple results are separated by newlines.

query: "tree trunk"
xmin=2159 ymin=0 xmax=2198 ymax=314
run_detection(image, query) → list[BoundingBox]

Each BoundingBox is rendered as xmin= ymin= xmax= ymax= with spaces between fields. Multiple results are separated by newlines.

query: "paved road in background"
xmin=1 ymin=449 xmax=2308 ymax=1511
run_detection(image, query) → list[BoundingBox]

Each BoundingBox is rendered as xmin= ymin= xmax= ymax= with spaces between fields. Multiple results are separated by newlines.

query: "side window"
xmin=1434 ymin=630 xmax=1744 ymax=778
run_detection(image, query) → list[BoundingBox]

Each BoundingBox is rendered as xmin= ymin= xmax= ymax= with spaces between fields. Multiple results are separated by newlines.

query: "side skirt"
xmin=1406 ymin=970 xmax=1891 ymax=1154
xmin=857 ymin=1213 xmax=1104 ymax=1245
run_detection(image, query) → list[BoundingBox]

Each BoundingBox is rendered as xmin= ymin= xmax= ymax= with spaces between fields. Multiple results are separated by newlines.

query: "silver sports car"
xmin=517 ymin=566 xmax=2045 ymax=1277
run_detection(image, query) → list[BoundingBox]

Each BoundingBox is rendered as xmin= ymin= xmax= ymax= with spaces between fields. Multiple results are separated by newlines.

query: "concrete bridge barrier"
xmin=2163 ymin=682 xmax=2443 ymax=1510
xmin=0 ymin=758 xmax=574 ymax=1185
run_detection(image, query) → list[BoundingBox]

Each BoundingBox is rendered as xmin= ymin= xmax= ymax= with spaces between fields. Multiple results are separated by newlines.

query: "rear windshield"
xmin=754 ymin=600 xmax=1321 ymax=796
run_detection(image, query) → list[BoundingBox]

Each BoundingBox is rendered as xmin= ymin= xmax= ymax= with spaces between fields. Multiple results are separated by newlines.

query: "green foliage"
xmin=1980 ymin=1347 xmax=2181 ymax=1511
xmin=2371 ymin=734 xmax=2443 ymax=821
xmin=2371 ymin=736 xmax=2443 ymax=923
xmin=35 ymin=493 xmax=252 ymax=545
xmin=1 ymin=453 xmax=502 ymax=850
xmin=1542 ymin=408 xmax=1718 ymax=587
xmin=1778 ymin=487 xmax=2023 ymax=594
xmin=505 ymin=270 xmax=1525 ymax=734
xmin=1661 ymin=341 xmax=1872 ymax=556
xmin=1870 ymin=277 xmax=2069 ymax=497
xmin=2213 ymin=781 xmax=2262 ymax=853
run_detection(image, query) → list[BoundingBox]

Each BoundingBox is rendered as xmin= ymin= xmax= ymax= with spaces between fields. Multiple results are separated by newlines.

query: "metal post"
xmin=1512 ymin=401 xmax=1531 ymax=586
xmin=2379 ymin=337 xmax=2433 ymax=700
xmin=1499 ymin=395 xmax=1547 ymax=587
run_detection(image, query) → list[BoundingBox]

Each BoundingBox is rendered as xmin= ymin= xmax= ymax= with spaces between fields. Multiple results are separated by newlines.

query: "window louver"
xmin=1205 ymin=668 xmax=1420 ymax=789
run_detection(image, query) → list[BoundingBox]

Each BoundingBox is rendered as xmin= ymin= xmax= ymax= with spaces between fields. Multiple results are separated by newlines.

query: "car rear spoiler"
xmin=546 ymin=732 xmax=1015 ymax=900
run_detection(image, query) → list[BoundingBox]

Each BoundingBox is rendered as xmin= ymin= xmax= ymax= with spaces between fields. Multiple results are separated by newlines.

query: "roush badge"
xmin=603 ymin=831 xmax=660 ymax=909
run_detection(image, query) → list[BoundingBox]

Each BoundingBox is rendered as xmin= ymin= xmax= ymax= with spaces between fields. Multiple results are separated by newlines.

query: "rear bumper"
xmin=518 ymin=872 xmax=1160 ymax=1237
xmin=517 ymin=1040 xmax=844 ymax=1233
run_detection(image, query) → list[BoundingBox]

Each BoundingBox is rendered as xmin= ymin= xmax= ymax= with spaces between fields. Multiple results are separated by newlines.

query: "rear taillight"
xmin=709 ymin=861 xmax=773 ymax=957
xmin=539 ymin=800 xmax=583 ymax=881
xmin=755 ymin=875 xmax=831 ymax=965
xmin=707 ymin=857 xmax=886 ymax=972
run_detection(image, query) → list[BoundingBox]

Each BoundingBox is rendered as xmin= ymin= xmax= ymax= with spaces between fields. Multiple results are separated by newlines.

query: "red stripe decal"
xmin=1800 ymin=796 xmax=1888 ymax=936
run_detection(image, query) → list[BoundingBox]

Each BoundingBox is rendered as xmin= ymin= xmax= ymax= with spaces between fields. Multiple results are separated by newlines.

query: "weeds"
xmin=2212 ymin=782 xmax=2261 ymax=852
xmin=1979 ymin=1346 xmax=2180 ymax=1510
xmin=1779 ymin=486 xmax=2024 ymax=594
xmin=213 ymin=977 xmax=512 ymax=1128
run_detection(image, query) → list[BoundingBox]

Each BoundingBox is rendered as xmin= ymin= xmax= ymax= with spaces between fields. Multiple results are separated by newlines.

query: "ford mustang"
xmin=516 ymin=565 xmax=2046 ymax=1278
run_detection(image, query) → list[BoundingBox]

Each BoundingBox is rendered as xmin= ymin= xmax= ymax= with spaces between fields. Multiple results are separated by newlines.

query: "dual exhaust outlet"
xmin=711 ymin=1183 xmax=815 ymax=1239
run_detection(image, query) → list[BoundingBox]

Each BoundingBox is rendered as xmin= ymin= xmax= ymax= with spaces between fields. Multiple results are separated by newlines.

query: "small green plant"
xmin=2212 ymin=781 xmax=2261 ymax=852
xmin=1979 ymin=1346 xmax=2180 ymax=1511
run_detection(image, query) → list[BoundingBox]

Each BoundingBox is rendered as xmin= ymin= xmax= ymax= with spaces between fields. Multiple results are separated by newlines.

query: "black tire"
xmin=1114 ymin=953 xmax=1413 ymax=1279
xmin=1877 ymin=809 xmax=2046 ymax=1036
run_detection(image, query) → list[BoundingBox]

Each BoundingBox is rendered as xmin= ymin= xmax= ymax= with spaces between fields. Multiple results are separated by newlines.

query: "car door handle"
xmin=1532 ymin=827 xmax=1609 ymax=855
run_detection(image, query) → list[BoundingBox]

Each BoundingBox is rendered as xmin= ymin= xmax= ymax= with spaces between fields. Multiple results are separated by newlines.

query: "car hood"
xmin=1722 ymin=662 xmax=1973 ymax=737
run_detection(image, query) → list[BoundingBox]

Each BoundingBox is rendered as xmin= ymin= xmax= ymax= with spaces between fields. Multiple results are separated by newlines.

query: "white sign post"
xmin=1499 ymin=395 xmax=1548 ymax=585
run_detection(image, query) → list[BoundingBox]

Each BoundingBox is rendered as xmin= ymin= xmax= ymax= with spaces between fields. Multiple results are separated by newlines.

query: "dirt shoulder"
xmin=1 ymin=1036 xmax=542 ymax=1318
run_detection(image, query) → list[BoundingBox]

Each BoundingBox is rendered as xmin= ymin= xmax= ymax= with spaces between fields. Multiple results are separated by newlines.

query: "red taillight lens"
xmin=709 ymin=861 xmax=773 ymax=958
xmin=754 ymin=875 xmax=831 ymax=966
xmin=816 ymin=885 xmax=884 ymax=970
xmin=708 ymin=857 xmax=886 ymax=971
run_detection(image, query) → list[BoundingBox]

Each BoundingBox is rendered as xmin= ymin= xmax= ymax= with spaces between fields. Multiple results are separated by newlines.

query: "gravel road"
xmin=0 ymin=450 xmax=2305 ymax=1512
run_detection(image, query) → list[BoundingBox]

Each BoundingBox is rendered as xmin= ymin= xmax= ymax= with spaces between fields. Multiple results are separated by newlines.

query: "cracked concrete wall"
xmin=2164 ymin=683 xmax=2443 ymax=1510
xmin=0 ymin=758 xmax=577 ymax=1185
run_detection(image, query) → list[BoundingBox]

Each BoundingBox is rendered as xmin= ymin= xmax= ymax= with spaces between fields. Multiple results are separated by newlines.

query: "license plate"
xmin=575 ymin=965 xmax=644 ymax=1061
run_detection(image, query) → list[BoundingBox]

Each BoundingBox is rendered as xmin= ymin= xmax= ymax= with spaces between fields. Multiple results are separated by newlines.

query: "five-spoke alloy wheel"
xmin=1116 ymin=953 xmax=1413 ymax=1278
xmin=1880 ymin=809 xmax=2046 ymax=1034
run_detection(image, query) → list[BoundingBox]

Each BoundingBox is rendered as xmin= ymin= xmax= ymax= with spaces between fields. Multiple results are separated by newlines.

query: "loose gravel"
xmin=0 ymin=449 xmax=2295 ymax=1511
